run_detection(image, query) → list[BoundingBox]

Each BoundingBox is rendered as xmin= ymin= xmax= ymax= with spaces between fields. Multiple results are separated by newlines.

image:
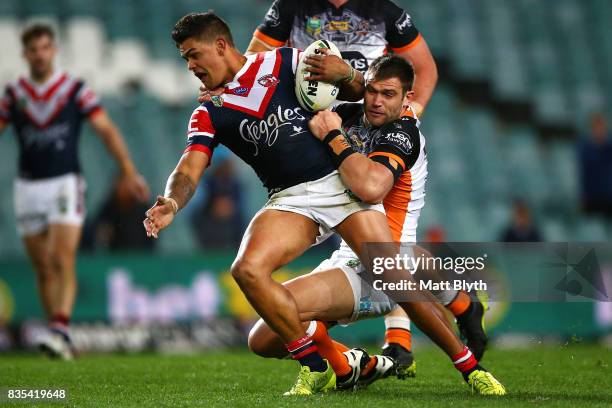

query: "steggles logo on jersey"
xmin=257 ymin=74 xmax=280 ymax=88
xmin=22 ymin=123 xmax=70 ymax=149
xmin=239 ymin=105 xmax=308 ymax=156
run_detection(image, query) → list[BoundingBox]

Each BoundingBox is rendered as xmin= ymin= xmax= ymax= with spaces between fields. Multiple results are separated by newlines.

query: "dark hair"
xmin=21 ymin=23 xmax=55 ymax=47
xmin=367 ymin=55 xmax=415 ymax=93
xmin=171 ymin=12 xmax=234 ymax=47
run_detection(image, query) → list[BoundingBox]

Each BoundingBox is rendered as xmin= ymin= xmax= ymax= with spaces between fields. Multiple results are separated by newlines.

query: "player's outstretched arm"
xmin=308 ymin=111 xmax=394 ymax=204
xmin=89 ymin=111 xmax=150 ymax=201
xmin=144 ymin=151 xmax=208 ymax=238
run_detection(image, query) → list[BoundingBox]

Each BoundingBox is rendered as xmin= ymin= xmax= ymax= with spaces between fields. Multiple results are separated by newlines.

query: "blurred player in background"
xmin=248 ymin=55 xmax=505 ymax=395
xmin=144 ymin=12 xmax=490 ymax=396
xmin=245 ymin=0 xmax=489 ymax=374
xmin=0 ymin=24 xmax=150 ymax=359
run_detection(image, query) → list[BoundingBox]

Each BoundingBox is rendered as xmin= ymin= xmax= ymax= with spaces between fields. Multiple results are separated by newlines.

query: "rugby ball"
xmin=295 ymin=40 xmax=342 ymax=112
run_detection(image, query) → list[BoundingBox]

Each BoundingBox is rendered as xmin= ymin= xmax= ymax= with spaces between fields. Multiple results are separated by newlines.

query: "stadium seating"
xmin=0 ymin=0 xmax=610 ymax=255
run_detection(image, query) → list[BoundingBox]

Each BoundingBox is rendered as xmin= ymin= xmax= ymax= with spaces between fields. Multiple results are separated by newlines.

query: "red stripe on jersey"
xmin=237 ymin=52 xmax=265 ymax=91
xmin=18 ymin=78 xmax=38 ymax=101
xmin=184 ymin=144 xmax=212 ymax=158
xmin=86 ymin=105 xmax=104 ymax=118
xmin=41 ymin=73 xmax=68 ymax=101
xmin=23 ymin=80 xmax=81 ymax=129
xmin=256 ymin=49 xmax=282 ymax=116
xmin=18 ymin=73 xmax=68 ymax=102
xmin=188 ymin=107 xmax=216 ymax=136
xmin=223 ymin=49 xmax=282 ymax=119
xmin=77 ymin=86 xmax=99 ymax=110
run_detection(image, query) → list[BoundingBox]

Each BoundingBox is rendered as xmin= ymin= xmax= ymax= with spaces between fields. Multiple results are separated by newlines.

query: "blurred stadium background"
xmin=0 ymin=0 xmax=611 ymax=352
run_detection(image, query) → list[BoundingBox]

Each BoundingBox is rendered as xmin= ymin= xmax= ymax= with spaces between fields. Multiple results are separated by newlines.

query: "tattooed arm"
xmin=144 ymin=151 xmax=209 ymax=238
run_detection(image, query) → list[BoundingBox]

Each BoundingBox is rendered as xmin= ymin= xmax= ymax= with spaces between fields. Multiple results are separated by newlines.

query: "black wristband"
xmin=323 ymin=129 xmax=356 ymax=167
xmin=323 ymin=129 xmax=343 ymax=144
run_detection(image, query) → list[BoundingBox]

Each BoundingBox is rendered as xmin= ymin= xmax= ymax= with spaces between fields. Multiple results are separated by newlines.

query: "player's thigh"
xmin=334 ymin=209 xmax=396 ymax=260
xmin=47 ymin=224 xmax=82 ymax=266
xmin=233 ymin=210 xmax=319 ymax=273
xmin=283 ymin=267 xmax=355 ymax=322
xmin=22 ymin=231 xmax=51 ymax=274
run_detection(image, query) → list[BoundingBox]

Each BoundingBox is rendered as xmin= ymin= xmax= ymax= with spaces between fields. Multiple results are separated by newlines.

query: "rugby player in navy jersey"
xmin=0 ymin=24 xmax=149 ymax=359
xmin=248 ymin=55 xmax=505 ymax=395
xmin=144 ymin=12 xmax=489 ymax=396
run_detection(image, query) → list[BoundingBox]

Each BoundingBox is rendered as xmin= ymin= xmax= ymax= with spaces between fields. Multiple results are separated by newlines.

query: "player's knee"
xmin=49 ymin=250 xmax=75 ymax=273
xmin=231 ymin=258 xmax=267 ymax=288
xmin=247 ymin=320 xmax=285 ymax=358
xmin=34 ymin=261 xmax=54 ymax=282
xmin=247 ymin=329 xmax=267 ymax=356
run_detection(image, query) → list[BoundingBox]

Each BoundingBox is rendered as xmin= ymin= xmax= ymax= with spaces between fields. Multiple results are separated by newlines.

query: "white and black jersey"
xmin=254 ymin=0 xmax=422 ymax=73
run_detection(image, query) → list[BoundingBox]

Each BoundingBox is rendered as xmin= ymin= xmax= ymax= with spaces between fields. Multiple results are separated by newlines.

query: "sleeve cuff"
xmin=390 ymin=33 xmax=423 ymax=54
xmin=253 ymin=29 xmax=286 ymax=48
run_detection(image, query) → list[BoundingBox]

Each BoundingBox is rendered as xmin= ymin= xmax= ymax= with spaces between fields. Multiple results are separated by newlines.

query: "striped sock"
xmin=384 ymin=316 xmax=412 ymax=351
xmin=452 ymin=346 xmax=480 ymax=379
xmin=285 ymin=335 xmax=327 ymax=372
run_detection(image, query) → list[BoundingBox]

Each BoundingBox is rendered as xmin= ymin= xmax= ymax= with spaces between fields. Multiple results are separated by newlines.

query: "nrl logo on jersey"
xmin=264 ymin=3 xmax=281 ymax=27
xmin=306 ymin=16 xmax=322 ymax=36
xmin=395 ymin=11 xmax=413 ymax=34
xmin=257 ymin=74 xmax=280 ymax=88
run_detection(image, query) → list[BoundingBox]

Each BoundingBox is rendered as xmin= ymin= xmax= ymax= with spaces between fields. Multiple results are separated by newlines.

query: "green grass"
xmin=1 ymin=344 xmax=611 ymax=407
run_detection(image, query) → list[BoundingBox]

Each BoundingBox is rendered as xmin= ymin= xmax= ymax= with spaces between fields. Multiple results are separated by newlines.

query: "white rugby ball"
xmin=295 ymin=40 xmax=341 ymax=112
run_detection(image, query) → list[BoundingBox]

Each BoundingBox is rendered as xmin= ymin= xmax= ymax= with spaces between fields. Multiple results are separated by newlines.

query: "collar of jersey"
xmin=24 ymin=69 xmax=65 ymax=93
xmin=224 ymin=53 xmax=258 ymax=91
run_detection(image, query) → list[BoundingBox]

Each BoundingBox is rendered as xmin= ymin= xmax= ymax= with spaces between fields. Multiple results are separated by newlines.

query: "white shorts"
xmin=313 ymin=247 xmax=397 ymax=324
xmin=14 ymin=173 xmax=86 ymax=236
xmin=312 ymin=223 xmax=421 ymax=324
xmin=262 ymin=171 xmax=384 ymax=244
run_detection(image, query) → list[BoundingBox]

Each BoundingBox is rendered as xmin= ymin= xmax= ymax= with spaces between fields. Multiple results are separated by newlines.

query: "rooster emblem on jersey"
xmin=257 ymin=74 xmax=280 ymax=88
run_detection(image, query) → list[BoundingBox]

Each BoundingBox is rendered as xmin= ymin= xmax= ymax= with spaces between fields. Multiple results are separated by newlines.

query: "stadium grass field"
xmin=1 ymin=344 xmax=610 ymax=407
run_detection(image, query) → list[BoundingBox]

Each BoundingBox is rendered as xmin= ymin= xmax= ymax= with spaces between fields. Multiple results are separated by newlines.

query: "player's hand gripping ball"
xmin=295 ymin=40 xmax=343 ymax=111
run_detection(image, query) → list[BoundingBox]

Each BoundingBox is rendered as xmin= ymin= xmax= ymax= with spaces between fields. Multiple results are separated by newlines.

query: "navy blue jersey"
xmin=0 ymin=71 xmax=103 ymax=179
xmin=185 ymin=47 xmax=335 ymax=195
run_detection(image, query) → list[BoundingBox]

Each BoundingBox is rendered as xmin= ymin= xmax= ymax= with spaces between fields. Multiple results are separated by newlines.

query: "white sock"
xmin=384 ymin=316 xmax=411 ymax=331
xmin=305 ymin=320 xmax=317 ymax=337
